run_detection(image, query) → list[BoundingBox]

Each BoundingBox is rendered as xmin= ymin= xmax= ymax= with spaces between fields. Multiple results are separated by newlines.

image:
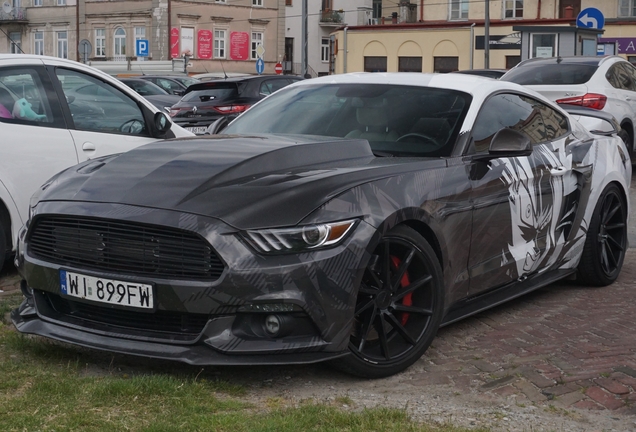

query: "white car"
xmin=502 ymin=56 xmax=636 ymax=153
xmin=0 ymin=54 xmax=193 ymax=272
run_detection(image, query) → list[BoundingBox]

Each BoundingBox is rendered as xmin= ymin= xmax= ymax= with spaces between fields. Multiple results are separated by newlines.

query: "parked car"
xmin=501 ymin=56 xmax=636 ymax=154
xmin=137 ymin=75 xmax=200 ymax=96
xmin=118 ymin=78 xmax=183 ymax=112
xmin=452 ymin=69 xmax=507 ymax=79
xmin=0 ymin=54 xmax=192 ymax=272
xmin=169 ymin=75 xmax=302 ymax=134
xmin=13 ymin=73 xmax=630 ymax=379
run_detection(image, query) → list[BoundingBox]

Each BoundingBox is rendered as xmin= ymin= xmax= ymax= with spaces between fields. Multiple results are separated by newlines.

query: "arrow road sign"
xmin=577 ymin=7 xmax=604 ymax=30
xmin=256 ymin=58 xmax=264 ymax=75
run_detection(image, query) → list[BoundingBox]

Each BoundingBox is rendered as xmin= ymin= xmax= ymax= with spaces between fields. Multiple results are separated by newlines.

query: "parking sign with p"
xmin=136 ymin=39 xmax=149 ymax=57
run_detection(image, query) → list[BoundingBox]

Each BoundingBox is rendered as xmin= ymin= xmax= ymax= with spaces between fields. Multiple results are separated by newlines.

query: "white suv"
xmin=502 ymin=56 xmax=636 ymax=153
xmin=0 ymin=54 xmax=192 ymax=272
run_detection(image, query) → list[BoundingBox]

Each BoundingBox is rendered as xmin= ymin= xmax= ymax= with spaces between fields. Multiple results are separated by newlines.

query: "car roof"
xmin=514 ymin=55 xmax=624 ymax=68
xmin=291 ymin=72 xmax=535 ymax=100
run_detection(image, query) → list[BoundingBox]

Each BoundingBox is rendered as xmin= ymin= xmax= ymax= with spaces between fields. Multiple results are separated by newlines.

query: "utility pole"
xmin=484 ymin=0 xmax=490 ymax=69
xmin=301 ymin=0 xmax=308 ymax=78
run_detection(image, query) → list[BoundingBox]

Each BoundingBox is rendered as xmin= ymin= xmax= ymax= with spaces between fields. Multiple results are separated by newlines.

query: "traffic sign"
xmin=136 ymin=39 xmax=149 ymax=57
xmin=256 ymin=58 xmax=265 ymax=75
xmin=274 ymin=62 xmax=283 ymax=75
xmin=576 ymin=7 xmax=604 ymax=30
xmin=255 ymin=43 xmax=265 ymax=58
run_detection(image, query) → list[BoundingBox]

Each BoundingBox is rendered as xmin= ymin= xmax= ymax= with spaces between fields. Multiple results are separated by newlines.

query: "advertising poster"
xmin=181 ymin=27 xmax=194 ymax=57
xmin=230 ymin=32 xmax=249 ymax=60
xmin=170 ymin=28 xmax=179 ymax=58
xmin=198 ymin=30 xmax=212 ymax=59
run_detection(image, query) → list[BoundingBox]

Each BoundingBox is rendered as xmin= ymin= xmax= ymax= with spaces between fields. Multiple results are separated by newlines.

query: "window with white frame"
xmin=134 ymin=26 xmax=146 ymax=56
xmin=33 ymin=0 xmax=42 ymax=6
xmin=504 ymin=0 xmax=523 ymax=19
xmin=34 ymin=31 xmax=43 ymax=55
xmin=620 ymin=0 xmax=636 ymax=17
xmin=251 ymin=32 xmax=263 ymax=60
xmin=214 ymin=29 xmax=226 ymax=59
xmin=449 ymin=0 xmax=468 ymax=20
xmin=95 ymin=29 xmax=105 ymax=57
xmin=57 ymin=0 xmax=66 ymax=5
xmin=9 ymin=32 xmax=21 ymax=54
xmin=321 ymin=37 xmax=329 ymax=62
xmin=114 ymin=28 xmax=126 ymax=60
xmin=253 ymin=0 xmax=263 ymax=6
xmin=57 ymin=31 xmax=68 ymax=58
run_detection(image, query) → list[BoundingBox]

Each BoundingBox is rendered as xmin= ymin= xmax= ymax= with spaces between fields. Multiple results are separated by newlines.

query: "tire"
xmin=331 ymin=225 xmax=445 ymax=378
xmin=577 ymin=184 xmax=627 ymax=286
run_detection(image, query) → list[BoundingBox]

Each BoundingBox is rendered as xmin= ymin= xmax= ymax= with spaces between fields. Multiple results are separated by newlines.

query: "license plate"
xmin=60 ymin=270 xmax=154 ymax=309
xmin=186 ymin=126 xmax=208 ymax=135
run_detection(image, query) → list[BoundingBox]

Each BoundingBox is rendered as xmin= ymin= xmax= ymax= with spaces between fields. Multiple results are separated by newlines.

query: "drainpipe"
xmin=76 ymin=0 xmax=79 ymax=61
xmin=420 ymin=0 xmax=423 ymax=22
xmin=469 ymin=23 xmax=475 ymax=70
xmin=537 ymin=0 xmax=541 ymax=19
xmin=168 ymin=0 xmax=171 ymax=61
xmin=343 ymin=26 xmax=348 ymax=73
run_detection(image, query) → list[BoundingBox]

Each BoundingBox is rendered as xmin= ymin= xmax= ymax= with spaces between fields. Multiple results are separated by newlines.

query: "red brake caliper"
xmin=391 ymin=256 xmax=412 ymax=325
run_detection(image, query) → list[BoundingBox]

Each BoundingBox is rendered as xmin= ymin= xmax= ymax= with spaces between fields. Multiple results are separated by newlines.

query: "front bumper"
xmin=13 ymin=201 xmax=374 ymax=365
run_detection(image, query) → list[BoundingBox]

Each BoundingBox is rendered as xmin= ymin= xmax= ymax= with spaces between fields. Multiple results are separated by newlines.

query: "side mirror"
xmin=65 ymin=95 xmax=75 ymax=104
xmin=473 ymin=128 xmax=532 ymax=161
xmin=153 ymin=111 xmax=171 ymax=135
xmin=174 ymin=90 xmax=185 ymax=96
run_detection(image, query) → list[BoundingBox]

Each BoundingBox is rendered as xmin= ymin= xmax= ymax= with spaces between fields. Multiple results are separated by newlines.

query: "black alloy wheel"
xmin=578 ymin=183 xmax=627 ymax=286
xmin=332 ymin=225 xmax=444 ymax=378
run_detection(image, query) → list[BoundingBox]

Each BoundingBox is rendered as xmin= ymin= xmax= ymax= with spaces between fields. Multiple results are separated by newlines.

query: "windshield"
xmin=502 ymin=64 xmax=598 ymax=85
xmin=126 ymin=81 xmax=168 ymax=96
xmin=223 ymin=83 xmax=471 ymax=157
xmin=175 ymin=77 xmax=200 ymax=87
xmin=182 ymin=84 xmax=238 ymax=102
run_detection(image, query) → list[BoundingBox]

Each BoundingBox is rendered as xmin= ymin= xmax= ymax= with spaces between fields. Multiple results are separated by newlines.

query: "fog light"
xmin=264 ymin=315 xmax=281 ymax=335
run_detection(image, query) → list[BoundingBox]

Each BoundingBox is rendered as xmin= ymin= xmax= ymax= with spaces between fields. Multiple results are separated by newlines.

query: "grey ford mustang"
xmin=12 ymin=73 xmax=631 ymax=378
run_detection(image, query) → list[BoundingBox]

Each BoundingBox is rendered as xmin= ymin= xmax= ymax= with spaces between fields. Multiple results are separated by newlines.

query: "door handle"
xmin=82 ymin=142 xmax=96 ymax=152
xmin=550 ymin=167 xmax=567 ymax=176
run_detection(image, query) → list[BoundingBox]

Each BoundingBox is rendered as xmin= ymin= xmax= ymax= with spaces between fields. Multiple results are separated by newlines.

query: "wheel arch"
xmin=400 ymin=219 xmax=444 ymax=269
xmin=0 ymin=197 xmax=13 ymax=252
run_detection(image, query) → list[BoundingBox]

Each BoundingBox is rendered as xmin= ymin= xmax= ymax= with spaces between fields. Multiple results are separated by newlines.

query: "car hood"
xmin=36 ymin=135 xmax=446 ymax=229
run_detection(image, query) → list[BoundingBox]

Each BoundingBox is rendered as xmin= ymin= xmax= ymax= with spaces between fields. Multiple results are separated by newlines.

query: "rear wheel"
xmin=577 ymin=184 xmax=627 ymax=286
xmin=331 ymin=225 xmax=444 ymax=378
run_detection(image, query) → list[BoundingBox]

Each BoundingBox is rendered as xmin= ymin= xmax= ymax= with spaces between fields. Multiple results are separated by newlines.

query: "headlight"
xmin=243 ymin=220 xmax=357 ymax=254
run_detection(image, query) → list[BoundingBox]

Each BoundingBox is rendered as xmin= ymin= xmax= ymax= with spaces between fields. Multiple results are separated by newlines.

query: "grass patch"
xmin=0 ymin=296 xmax=481 ymax=432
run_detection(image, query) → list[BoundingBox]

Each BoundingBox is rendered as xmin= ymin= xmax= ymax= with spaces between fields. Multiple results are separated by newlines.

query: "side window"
xmin=537 ymin=103 xmax=569 ymax=140
xmin=614 ymin=63 xmax=635 ymax=91
xmin=606 ymin=65 xmax=621 ymax=89
xmin=158 ymin=79 xmax=180 ymax=94
xmin=55 ymin=68 xmax=148 ymax=136
xmin=622 ymin=62 xmax=636 ymax=91
xmin=471 ymin=93 xmax=546 ymax=153
xmin=0 ymin=67 xmax=64 ymax=127
xmin=260 ymin=79 xmax=289 ymax=96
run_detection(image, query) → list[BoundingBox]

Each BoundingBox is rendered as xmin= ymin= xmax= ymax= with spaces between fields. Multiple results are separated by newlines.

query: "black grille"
xmin=43 ymin=292 xmax=209 ymax=338
xmin=28 ymin=216 xmax=225 ymax=281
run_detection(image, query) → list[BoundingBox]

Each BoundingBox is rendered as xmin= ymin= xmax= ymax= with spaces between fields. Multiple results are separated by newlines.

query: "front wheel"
xmin=331 ymin=225 xmax=444 ymax=378
xmin=577 ymin=184 xmax=627 ymax=286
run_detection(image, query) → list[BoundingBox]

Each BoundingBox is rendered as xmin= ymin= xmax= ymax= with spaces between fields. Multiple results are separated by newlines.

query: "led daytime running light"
xmin=245 ymin=220 xmax=356 ymax=254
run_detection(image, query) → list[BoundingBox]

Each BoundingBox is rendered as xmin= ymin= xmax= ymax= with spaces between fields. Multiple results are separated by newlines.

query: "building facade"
xmin=284 ymin=0 xmax=372 ymax=77
xmin=0 ymin=0 xmax=286 ymax=75
xmin=332 ymin=1 xmax=636 ymax=74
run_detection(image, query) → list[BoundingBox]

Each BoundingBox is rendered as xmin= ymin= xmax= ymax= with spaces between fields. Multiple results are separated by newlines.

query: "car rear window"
xmin=502 ymin=64 xmax=598 ymax=85
xmin=182 ymin=83 xmax=238 ymax=102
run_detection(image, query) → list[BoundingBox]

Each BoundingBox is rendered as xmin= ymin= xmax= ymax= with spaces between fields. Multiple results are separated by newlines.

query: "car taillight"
xmin=556 ymin=93 xmax=607 ymax=110
xmin=213 ymin=104 xmax=251 ymax=114
xmin=169 ymin=107 xmax=183 ymax=117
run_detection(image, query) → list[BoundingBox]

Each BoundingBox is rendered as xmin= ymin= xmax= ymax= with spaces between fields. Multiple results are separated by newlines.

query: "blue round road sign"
xmin=256 ymin=58 xmax=265 ymax=75
xmin=576 ymin=7 xmax=604 ymax=30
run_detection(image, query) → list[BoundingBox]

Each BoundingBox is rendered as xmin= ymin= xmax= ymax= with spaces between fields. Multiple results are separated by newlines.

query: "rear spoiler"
xmin=558 ymin=104 xmax=625 ymax=139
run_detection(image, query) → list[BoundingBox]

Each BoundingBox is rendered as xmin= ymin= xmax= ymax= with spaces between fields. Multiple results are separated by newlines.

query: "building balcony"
xmin=0 ymin=7 xmax=27 ymax=22
xmin=320 ymin=9 xmax=344 ymax=27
